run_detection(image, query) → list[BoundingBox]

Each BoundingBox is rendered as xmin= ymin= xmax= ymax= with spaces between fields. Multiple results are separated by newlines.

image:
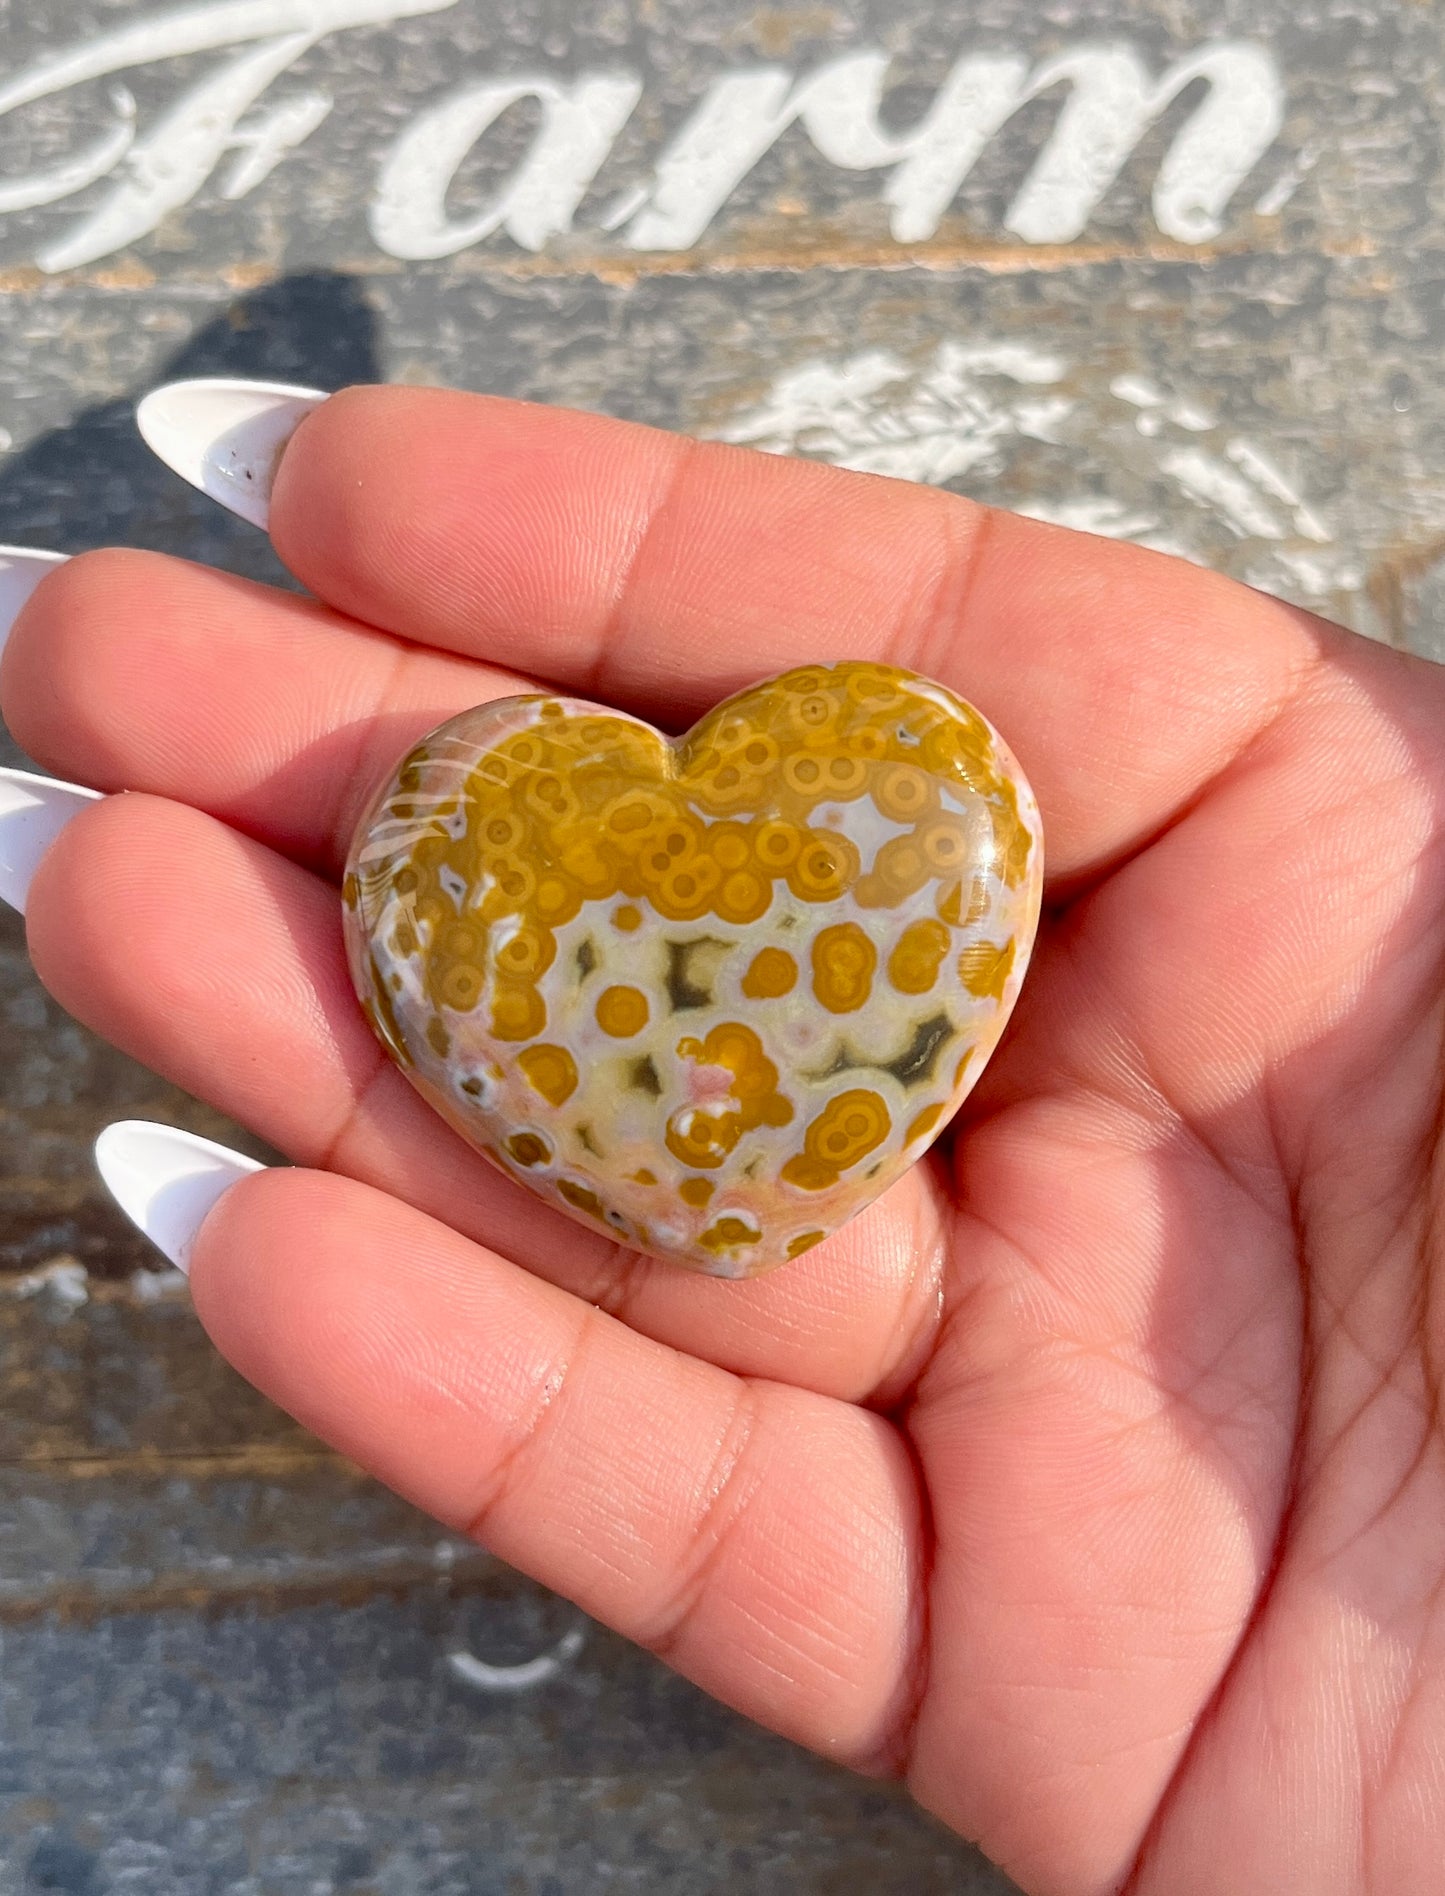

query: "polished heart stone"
xmin=342 ymin=662 xmax=1043 ymax=1277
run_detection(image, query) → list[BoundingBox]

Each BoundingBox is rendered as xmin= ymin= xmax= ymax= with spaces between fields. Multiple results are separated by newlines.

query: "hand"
xmin=4 ymin=388 xmax=1442 ymax=1896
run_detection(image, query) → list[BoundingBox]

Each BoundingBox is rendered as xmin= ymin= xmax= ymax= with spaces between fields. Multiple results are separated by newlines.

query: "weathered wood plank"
xmin=0 ymin=1596 xmax=1012 ymax=1894
xmin=0 ymin=0 xmax=1441 ymax=1885
xmin=0 ymin=1277 xmax=307 ymax=1461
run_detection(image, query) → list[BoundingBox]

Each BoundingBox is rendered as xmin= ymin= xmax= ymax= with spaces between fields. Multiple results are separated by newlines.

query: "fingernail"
xmin=0 ymin=547 xmax=67 ymax=660
xmin=135 ymin=378 xmax=327 ymax=530
xmin=0 ymin=767 xmax=102 ymax=915
xmin=95 ymin=1121 xmax=264 ymax=1274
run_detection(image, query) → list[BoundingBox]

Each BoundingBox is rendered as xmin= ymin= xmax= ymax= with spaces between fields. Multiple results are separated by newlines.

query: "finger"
xmin=270 ymin=387 xmax=1324 ymax=876
xmin=25 ymin=790 xmax=947 ymax=1400
xmin=1 ymin=547 xmax=526 ymax=878
xmin=189 ymin=1164 xmax=925 ymax=1767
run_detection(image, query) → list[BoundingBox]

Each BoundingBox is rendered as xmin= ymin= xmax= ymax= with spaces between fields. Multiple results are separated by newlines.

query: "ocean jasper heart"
xmin=342 ymin=662 xmax=1043 ymax=1277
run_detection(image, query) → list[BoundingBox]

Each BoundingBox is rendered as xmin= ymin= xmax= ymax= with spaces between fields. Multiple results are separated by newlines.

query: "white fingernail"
xmin=135 ymin=378 xmax=327 ymax=530
xmin=95 ymin=1121 xmax=265 ymax=1274
xmin=0 ymin=767 xmax=102 ymax=915
xmin=0 ymin=546 xmax=67 ymax=659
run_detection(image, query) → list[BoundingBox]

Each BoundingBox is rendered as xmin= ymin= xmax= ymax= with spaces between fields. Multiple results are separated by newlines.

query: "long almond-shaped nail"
xmin=95 ymin=1121 xmax=265 ymax=1274
xmin=0 ymin=767 xmax=101 ymax=915
xmin=135 ymin=378 xmax=327 ymax=530
xmin=0 ymin=547 xmax=68 ymax=660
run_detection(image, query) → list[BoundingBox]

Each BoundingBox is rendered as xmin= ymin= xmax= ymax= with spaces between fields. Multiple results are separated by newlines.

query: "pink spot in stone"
xmin=684 ymin=1062 xmax=737 ymax=1106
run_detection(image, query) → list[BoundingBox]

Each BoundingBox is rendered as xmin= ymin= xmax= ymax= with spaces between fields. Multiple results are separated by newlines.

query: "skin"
xmin=3 ymin=386 xmax=1444 ymax=1894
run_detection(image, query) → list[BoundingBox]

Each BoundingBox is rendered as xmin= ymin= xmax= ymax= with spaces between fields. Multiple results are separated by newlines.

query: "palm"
xmin=916 ymin=654 xmax=1445 ymax=1890
xmin=6 ymin=388 xmax=1443 ymax=1895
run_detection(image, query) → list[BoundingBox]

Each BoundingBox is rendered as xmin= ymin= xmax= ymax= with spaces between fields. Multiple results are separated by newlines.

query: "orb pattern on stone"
xmin=343 ymin=662 xmax=1043 ymax=1276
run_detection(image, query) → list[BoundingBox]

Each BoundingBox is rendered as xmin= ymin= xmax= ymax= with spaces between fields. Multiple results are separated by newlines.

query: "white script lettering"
xmin=371 ymin=72 xmax=643 ymax=259
xmin=620 ymin=44 xmax=1283 ymax=250
xmin=0 ymin=0 xmax=459 ymax=271
xmin=0 ymin=5 xmax=1288 ymax=272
